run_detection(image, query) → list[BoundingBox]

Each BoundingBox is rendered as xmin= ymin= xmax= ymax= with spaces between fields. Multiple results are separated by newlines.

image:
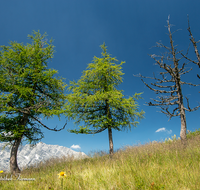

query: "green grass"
xmin=0 ymin=129 xmax=200 ymax=190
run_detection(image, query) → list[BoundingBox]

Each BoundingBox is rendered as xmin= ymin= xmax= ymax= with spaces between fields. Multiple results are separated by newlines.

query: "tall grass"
xmin=0 ymin=129 xmax=200 ymax=190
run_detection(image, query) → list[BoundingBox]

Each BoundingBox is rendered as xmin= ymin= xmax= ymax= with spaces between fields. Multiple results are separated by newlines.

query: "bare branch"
xmin=151 ymin=82 xmax=175 ymax=89
xmin=179 ymin=67 xmax=193 ymax=76
xmin=181 ymin=53 xmax=199 ymax=65
xmin=85 ymin=127 xmax=107 ymax=134
xmin=141 ymin=79 xmax=177 ymax=94
xmin=185 ymin=96 xmax=200 ymax=112
xmin=6 ymin=100 xmax=66 ymax=131
xmin=180 ymin=81 xmax=200 ymax=86
xmin=160 ymin=107 xmax=180 ymax=120
xmin=31 ymin=115 xmax=67 ymax=131
xmin=187 ymin=16 xmax=200 ymax=67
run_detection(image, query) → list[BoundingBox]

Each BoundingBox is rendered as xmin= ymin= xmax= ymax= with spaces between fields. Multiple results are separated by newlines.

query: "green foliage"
xmin=0 ymin=31 xmax=67 ymax=145
xmin=65 ymin=43 xmax=144 ymax=134
xmin=132 ymin=171 xmax=146 ymax=189
xmin=186 ymin=128 xmax=200 ymax=139
xmin=164 ymin=129 xmax=200 ymax=144
xmin=164 ymin=134 xmax=180 ymax=144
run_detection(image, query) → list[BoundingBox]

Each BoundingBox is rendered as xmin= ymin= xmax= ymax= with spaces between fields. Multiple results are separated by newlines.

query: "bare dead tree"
xmin=181 ymin=16 xmax=200 ymax=79
xmin=134 ymin=16 xmax=200 ymax=146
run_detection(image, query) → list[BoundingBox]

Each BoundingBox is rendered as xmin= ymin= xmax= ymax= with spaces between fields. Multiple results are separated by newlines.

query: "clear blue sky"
xmin=1 ymin=0 xmax=200 ymax=155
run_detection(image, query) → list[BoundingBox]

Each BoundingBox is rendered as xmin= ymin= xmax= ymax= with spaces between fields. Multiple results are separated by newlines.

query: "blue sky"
xmin=1 ymin=0 xmax=200 ymax=155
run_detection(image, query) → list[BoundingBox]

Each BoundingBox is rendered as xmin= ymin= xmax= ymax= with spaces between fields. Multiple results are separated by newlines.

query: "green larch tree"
xmin=65 ymin=43 xmax=144 ymax=155
xmin=0 ymin=31 xmax=67 ymax=174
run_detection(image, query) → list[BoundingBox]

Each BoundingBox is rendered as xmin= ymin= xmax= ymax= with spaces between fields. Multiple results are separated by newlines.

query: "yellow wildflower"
xmin=58 ymin=171 xmax=67 ymax=178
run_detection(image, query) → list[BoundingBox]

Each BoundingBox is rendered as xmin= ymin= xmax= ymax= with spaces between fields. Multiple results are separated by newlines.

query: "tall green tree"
xmin=0 ymin=31 xmax=67 ymax=174
xmin=65 ymin=43 xmax=144 ymax=155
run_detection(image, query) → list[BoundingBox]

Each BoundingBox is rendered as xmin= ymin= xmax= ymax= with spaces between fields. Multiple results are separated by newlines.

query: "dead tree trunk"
xmin=170 ymin=21 xmax=188 ymax=144
xmin=180 ymin=107 xmax=187 ymax=145
xmin=177 ymin=82 xmax=187 ymax=145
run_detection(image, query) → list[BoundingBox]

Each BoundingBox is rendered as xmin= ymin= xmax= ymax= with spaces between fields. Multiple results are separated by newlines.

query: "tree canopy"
xmin=0 ymin=31 xmax=67 ymax=173
xmin=65 ymin=43 xmax=144 ymax=154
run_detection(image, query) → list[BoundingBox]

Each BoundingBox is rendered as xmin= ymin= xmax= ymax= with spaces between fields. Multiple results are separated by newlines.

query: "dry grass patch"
xmin=0 ymin=130 xmax=200 ymax=189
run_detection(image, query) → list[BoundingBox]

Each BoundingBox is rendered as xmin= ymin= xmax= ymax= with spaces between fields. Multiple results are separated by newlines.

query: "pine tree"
xmin=65 ymin=43 xmax=144 ymax=155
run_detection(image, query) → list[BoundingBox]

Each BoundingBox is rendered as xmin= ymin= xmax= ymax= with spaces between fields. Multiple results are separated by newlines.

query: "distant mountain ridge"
xmin=0 ymin=142 xmax=87 ymax=172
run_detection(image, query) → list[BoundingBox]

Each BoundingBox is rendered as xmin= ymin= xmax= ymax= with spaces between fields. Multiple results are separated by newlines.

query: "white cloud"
xmin=155 ymin=128 xmax=166 ymax=132
xmin=155 ymin=128 xmax=172 ymax=134
xmin=168 ymin=130 xmax=172 ymax=134
xmin=70 ymin=144 xmax=81 ymax=150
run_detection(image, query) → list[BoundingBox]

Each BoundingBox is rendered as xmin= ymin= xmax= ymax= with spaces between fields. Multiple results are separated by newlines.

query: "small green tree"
xmin=65 ymin=43 xmax=144 ymax=155
xmin=0 ymin=31 xmax=67 ymax=174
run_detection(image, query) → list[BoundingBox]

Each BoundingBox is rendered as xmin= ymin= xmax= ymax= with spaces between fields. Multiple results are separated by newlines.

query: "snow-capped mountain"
xmin=0 ymin=142 xmax=87 ymax=172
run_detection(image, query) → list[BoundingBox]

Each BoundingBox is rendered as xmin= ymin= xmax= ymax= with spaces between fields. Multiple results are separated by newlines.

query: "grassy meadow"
xmin=0 ymin=129 xmax=200 ymax=190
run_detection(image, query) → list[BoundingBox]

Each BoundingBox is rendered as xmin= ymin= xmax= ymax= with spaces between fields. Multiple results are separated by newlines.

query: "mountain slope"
xmin=0 ymin=142 xmax=87 ymax=172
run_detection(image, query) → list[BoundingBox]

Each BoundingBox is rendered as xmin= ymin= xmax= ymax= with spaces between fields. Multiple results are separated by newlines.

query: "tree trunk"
xmin=108 ymin=127 xmax=114 ymax=156
xmin=176 ymin=82 xmax=187 ymax=147
xmin=180 ymin=105 xmax=187 ymax=147
xmin=10 ymin=113 xmax=28 ymax=174
xmin=10 ymin=137 xmax=22 ymax=174
xmin=170 ymin=20 xmax=188 ymax=147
